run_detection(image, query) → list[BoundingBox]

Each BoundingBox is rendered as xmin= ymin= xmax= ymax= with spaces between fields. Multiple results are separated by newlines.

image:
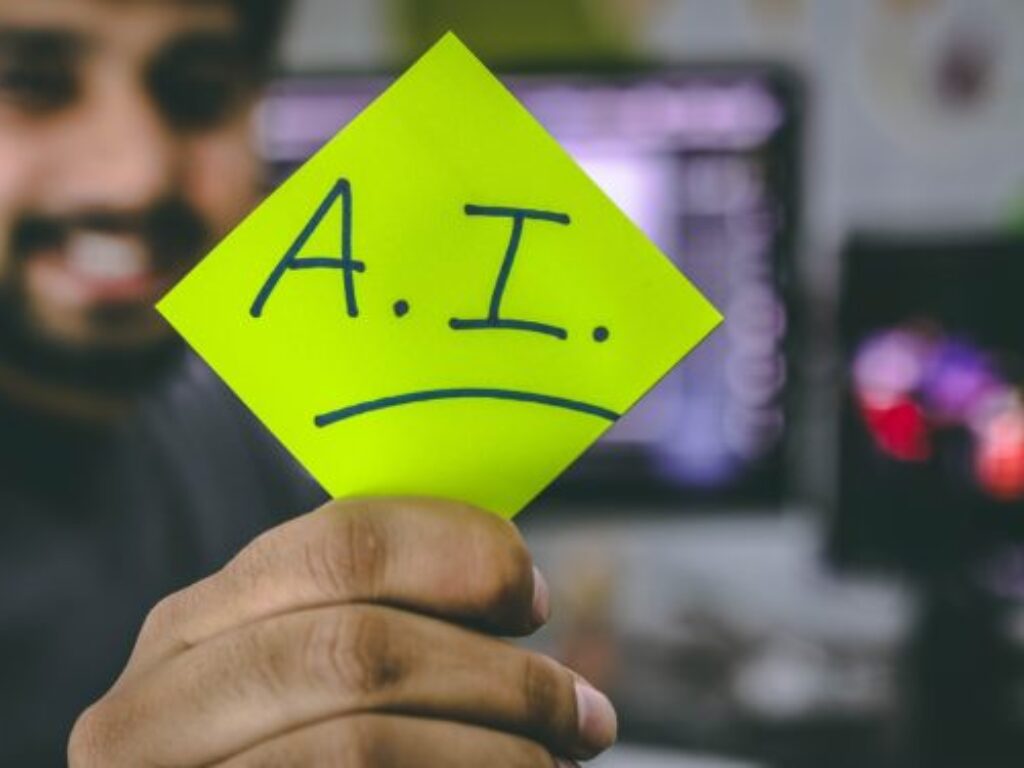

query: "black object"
xmin=830 ymin=233 xmax=1024 ymax=768
xmin=831 ymin=234 xmax=1024 ymax=575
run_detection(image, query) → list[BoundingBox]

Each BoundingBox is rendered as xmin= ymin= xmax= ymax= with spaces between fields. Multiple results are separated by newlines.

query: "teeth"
xmin=66 ymin=233 xmax=149 ymax=280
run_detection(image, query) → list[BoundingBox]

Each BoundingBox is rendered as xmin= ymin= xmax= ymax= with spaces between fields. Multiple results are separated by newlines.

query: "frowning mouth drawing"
xmin=314 ymin=387 xmax=620 ymax=427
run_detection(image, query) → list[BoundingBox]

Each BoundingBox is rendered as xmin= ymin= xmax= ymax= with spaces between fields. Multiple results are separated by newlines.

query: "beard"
xmin=0 ymin=198 xmax=211 ymax=399
xmin=0 ymin=293 xmax=187 ymax=397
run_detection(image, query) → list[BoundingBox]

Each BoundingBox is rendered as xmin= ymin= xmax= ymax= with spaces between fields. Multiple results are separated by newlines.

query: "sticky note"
xmin=157 ymin=33 xmax=722 ymax=519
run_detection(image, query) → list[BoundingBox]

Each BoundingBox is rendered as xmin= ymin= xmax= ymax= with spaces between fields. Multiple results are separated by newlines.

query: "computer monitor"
xmin=832 ymin=235 xmax=1024 ymax=575
xmin=259 ymin=64 xmax=800 ymax=507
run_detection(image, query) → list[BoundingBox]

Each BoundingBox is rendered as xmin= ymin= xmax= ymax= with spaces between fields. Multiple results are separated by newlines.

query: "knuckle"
xmin=244 ymin=620 xmax=296 ymax=698
xmin=225 ymin=528 xmax=278 ymax=592
xmin=472 ymin=521 xmax=533 ymax=614
xmin=137 ymin=589 xmax=183 ymax=643
xmin=520 ymin=653 xmax=566 ymax=727
xmin=301 ymin=607 xmax=407 ymax=701
xmin=246 ymin=717 xmax=389 ymax=768
xmin=308 ymin=502 xmax=390 ymax=598
xmin=507 ymin=739 xmax=557 ymax=768
xmin=67 ymin=699 xmax=116 ymax=768
xmin=342 ymin=715 xmax=393 ymax=766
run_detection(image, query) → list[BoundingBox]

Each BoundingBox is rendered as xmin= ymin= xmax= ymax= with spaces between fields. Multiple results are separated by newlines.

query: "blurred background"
xmin=265 ymin=0 xmax=1024 ymax=765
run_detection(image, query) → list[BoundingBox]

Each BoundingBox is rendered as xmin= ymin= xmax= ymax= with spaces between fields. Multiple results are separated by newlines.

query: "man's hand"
xmin=68 ymin=498 xmax=617 ymax=767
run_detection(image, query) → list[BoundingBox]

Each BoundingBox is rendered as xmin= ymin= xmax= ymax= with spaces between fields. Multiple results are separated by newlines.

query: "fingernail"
xmin=555 ymin=759 xmax=581 ymax=768
xmin=574 ymin=680 xmax=617 ymax=755
xmin=532 ymin=566 xmax=551 ymax=625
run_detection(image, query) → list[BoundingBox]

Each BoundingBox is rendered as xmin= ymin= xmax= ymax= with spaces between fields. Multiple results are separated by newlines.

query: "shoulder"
xmin=133 ymin=353 xmax=327 ymax=527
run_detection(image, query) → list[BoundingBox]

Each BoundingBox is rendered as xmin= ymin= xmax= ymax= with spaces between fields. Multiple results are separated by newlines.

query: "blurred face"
xmin=0 ymin=0 xmax=263 ymax=400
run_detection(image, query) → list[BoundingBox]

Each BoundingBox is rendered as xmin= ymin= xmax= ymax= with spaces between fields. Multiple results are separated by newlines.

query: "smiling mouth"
xmin=14 ymin=203 xmax=209 ymax=306
xmin=314 ymin=387 xmax=621 ymax=427
xmin=28 ymin=233 xmax=174 ymax=306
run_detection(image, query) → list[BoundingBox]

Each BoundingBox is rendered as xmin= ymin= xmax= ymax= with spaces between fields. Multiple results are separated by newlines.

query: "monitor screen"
xmin=259 ymin=65 xmax=799 ymax=506
xmin=832 ymin=235 xmax=1024 ymax=574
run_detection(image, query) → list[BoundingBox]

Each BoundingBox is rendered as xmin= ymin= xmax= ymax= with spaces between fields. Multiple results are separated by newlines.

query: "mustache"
xmin=11 ymin=199 xmax=211 ymax=267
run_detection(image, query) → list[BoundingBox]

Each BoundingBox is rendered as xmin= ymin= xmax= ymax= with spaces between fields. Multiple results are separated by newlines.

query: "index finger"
xmin=125 ymin=497 xmax=546 ymax=676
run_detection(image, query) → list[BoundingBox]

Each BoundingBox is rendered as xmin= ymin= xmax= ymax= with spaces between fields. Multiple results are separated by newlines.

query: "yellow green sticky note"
xmin=157 ymin=33 xmax=722 ymax=519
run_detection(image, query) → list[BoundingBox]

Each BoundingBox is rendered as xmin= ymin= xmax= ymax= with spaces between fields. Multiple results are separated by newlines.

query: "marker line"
xmin=315 ymin=388 xmax=620 ymax=427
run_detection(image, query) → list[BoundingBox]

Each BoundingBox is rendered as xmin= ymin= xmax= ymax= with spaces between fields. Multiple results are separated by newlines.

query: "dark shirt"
xmin=0 ymin=355 xmax=325 ymax=766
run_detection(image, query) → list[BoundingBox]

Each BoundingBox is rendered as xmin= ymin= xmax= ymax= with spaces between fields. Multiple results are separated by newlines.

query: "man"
xmin=0 ymin=1 xmax=617 ymax=765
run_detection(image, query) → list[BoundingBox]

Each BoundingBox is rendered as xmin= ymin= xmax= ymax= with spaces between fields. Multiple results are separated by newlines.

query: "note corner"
xmin=425 ymin=29 xmax=487 ymax=68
